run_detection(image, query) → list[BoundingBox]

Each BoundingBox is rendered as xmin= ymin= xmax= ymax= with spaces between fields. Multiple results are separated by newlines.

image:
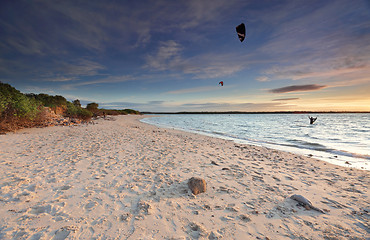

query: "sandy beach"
xmin=0 ymin=115 xmax=368 ymax=239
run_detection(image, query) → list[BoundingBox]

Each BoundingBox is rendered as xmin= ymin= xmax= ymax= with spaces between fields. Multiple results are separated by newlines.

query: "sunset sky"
xmin=1 ymin=0 xmax=369 ymax=112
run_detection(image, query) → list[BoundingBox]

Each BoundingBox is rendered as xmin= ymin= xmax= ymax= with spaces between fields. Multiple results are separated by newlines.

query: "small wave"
xmin=287 ymin=139 xmax=331 ymax=152
xmin=330 ymin=150 xmax=370 ymax=160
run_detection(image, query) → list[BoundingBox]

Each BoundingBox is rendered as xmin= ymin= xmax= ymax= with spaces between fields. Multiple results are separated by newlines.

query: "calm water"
xmin=141 ymin=114 xmax=370 ymax=170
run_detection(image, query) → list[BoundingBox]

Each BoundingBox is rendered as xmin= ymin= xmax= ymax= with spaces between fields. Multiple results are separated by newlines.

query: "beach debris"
xmin=211 ymin=160 xmax=219 ymax=166
xmin=188 ymin=177 xmax=206 ymax=195
xmin=290 ymin=194 xmax=325 ymax=213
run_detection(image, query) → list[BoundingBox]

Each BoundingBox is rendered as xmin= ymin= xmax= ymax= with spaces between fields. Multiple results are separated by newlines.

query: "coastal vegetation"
xmin=0 ymin=82 xmax=140 ymax=133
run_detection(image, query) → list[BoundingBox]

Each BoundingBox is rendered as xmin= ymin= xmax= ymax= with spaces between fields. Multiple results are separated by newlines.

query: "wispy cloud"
xmin=61 ymin=75 xmax=134 ymax=89
xmin=166 ymin=86 xmax=222 ymax=94
xmin=272 ymin=98 xmax=300 ymax=101
xmin=144 ymin=41 xmax=183 ymax=71
xmin=145 ymin=41 xmax=248 ymax=79
xmin=253 ymin=0 xmax=370 ymax=88
xmin=269 ymin=84 xmax=327 ymax=93
xmin=256 ymin=76 xmax=269 ymax=82
xmin=97 ymin=100 xmax=288 ymax=112
xmin=36 ymin=59 xmax=106 ymax=84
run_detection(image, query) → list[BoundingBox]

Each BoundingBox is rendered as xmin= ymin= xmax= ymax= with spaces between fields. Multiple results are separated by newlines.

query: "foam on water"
xmin=141 ymin=113 xmax=370 ymax=170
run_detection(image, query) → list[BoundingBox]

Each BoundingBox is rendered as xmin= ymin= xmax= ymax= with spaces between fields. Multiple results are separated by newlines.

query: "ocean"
xmin=141 ymin=113 xmax=370 ymax=170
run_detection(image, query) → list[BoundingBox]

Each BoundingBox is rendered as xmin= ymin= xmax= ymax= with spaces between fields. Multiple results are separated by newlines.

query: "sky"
xmin=1 ymin=0 xmax=370 ymax=112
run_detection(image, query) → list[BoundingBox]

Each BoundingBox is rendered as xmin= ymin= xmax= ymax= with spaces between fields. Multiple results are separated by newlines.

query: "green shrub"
xmin=66 ymin=102 xmax=92 ymax=120
xmin=72 ymin=99 xmax=81 ymax=108
xmin=78 ymin=108 xmax=93 ymax=120
xmin=1 ymin=82 xmax=41 ymax=120
xmin=122 ymin=109 xmax=141 ymax=115
xmin=26 ymin=93 xmax=67 ymax=108
xmin=86 ymin=102 xmax=99 ymax=112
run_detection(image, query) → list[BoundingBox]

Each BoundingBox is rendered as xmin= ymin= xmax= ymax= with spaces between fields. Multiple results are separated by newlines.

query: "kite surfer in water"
xmin=308 ymin=116 xmax=317 ymax=124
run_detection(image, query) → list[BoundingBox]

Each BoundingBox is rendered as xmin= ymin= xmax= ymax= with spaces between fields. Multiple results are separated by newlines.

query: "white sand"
xmin=0 ymin=115 xmax=368 ymax=239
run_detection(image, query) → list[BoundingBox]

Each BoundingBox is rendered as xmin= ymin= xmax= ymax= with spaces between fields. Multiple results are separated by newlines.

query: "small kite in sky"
xmin=219 ymin=81 xmax=224 ymax=86
xmin=236 ymin=23 xmax=246 ymax=42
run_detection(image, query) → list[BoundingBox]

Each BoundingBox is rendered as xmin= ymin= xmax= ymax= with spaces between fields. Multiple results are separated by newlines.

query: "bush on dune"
xmin=26 ymin=93 xmax=68 ymax=114
xmin=0 ymin=82 xmax=44 ymax=132
xmin=95 ymin=108 xmax=141 ymax=116
xmin=86 ymin=102 xmax=99 ymax=113
xmin=66 ymin=102 xmax=93 ymax=120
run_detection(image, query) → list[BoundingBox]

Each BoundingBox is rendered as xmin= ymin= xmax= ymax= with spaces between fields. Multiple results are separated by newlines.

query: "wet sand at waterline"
xmin=0 ymin=115 xmax=368 ymax=239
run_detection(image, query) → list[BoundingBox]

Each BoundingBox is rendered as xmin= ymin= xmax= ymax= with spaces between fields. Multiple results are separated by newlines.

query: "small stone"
xmin=188 ymin=177 xmax=206 ymax=195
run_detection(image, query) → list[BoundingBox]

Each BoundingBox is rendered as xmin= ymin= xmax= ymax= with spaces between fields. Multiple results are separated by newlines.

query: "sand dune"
xmin=0 ymin=115 xmax=368 ymax=239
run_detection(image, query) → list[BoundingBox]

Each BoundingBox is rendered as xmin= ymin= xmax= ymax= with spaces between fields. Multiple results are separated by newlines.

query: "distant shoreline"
xmin=142 ymin=111 xmax=370 ymax=114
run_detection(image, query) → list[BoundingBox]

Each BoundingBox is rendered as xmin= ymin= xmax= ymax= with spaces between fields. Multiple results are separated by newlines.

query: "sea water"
xmin=141 ymin=114 xmax=370 ymax=170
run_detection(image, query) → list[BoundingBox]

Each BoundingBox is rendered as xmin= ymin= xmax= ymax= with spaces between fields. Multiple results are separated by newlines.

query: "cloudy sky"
xmin=1 ymin=0 xmax=369 ymax=112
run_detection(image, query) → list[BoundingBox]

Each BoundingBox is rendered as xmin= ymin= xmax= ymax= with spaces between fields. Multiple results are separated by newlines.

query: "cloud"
xmin=35 ymin=59 xmax=107 ymax=84
xmin=181 ymin=53 xmax=245 ymax=79
xmin=272 ymin=98 xmax=299 ymax=101
xmin=166 ymin=86 xmax=222 ymax=94
xmin=256 ymin=76 xmax=269 ymax=82
xmin=144 ymin=41 xmax=183 ymax=71
xmin=96 ymin=100 xmax=288 ymax=112
xmin=252 ymin=0 xmax=370 ymax=88
xmin=168 ymin=101 xmax=290 ymax=112
xmin=145 ymin=41 xmax=248 ymax=79
xmin=61 ymin=75 xmax=134 ymax=89
xmin=264 ymin=57 xmax=370 ymax=81
xmin=57 ymin=60 xmax=105 ymax=77
xmin=269 ymin=84 xmax=327 ymax=93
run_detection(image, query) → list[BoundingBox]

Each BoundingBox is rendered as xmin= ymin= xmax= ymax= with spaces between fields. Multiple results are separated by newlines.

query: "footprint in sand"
xmin=60 ymin=185 xmax=72 ymax=190
xmin=27 ymin=184 xmax=37 ymax=192
xmin=85 ymin=201 xmax=97 ymax=211
xmin=30 ymin=205 xmax=52 ymax=215
xmin=53 ymin=226 xmax=78 ymax=240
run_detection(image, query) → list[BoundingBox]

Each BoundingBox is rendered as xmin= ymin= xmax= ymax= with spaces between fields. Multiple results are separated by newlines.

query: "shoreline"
xmin=0 ymin=115 xmax=368 ymax=239
xmin=141 ymin=114 xmax=370 ymax=171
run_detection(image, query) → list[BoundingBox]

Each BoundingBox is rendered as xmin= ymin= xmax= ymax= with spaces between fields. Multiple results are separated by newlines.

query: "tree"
xmin=86 ymin=102 xmax=99 ymax=112
xmin=73 ymin=99 xmax=81 ymax=108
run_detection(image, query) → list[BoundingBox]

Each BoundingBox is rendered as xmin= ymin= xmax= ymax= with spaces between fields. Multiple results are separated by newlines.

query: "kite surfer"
xmin=308 ymin=116 xmax=317 ymax=124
